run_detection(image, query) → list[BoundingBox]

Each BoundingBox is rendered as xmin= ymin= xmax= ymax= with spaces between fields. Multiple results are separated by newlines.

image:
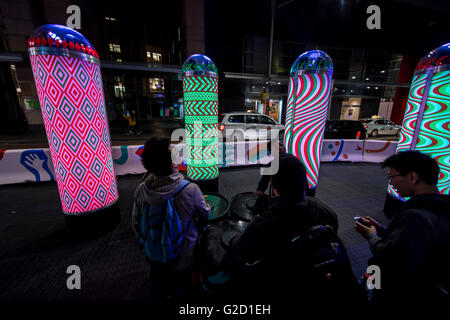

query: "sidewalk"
xmin=0 ymin=163 xmax=388 ymax=301
xmin=0 ymin=118 xmax=184 ymax=149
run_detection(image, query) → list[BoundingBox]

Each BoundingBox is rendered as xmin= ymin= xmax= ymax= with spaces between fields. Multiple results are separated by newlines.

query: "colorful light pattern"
xmin=389 ymin=43 xmax=450 ymax=199
xmin=182 ymin=54 xmax=219 ymax=181
xmin=284 ymin=50 xmax=333 ymax=189
xmin=28 ymin=25 xmax=118 ymax=215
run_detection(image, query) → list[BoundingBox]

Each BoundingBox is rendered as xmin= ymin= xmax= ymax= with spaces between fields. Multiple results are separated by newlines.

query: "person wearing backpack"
xmin=355 ymin=151 xmax=450 ymax=307
xmin=225 ymin=154 xmax=362 ymax=310
xmin=132 ymin=137 xmax=210 ymax=302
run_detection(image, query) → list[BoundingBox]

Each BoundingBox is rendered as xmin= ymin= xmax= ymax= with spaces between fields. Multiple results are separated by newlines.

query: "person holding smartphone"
xmin=354 ymin=151 xmax=450 ymax=308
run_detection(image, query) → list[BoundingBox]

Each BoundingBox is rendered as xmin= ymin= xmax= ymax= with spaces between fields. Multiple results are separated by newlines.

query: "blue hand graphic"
xmin=20 ymin=150 xmax=55 ymax=182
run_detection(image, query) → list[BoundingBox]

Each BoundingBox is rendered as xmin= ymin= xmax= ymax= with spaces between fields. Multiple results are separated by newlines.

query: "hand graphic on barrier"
xmin=20 ymin=150 xmax=55 ymax=182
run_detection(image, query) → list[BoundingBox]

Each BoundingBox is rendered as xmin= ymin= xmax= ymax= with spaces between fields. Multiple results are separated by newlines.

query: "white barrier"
xmin=362 ymin=140 xmax=398 ymax=163
xmin=111 ymin=145 xmax=147 ymax=176
xmin=0 ymin=148 xmax=56 ymax=184
xmin=0 ymin=139 xmax=398 ymax=185
xmin=321 ymin=139 xmax=364 ymax=162
xmin=0 ymin=141 xmax=273 ymax=185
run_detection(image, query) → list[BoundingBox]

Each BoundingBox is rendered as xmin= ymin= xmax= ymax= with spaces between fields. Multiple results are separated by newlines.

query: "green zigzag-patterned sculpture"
xmin=182 ymin=54 xmax=219 ymax=181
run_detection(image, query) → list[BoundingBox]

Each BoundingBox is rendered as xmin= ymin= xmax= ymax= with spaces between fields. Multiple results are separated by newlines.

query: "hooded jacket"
xmin=369 ymin=194 xmax=450 ymax=301
xmin=132 ymin=171 xmax=210 ymax=270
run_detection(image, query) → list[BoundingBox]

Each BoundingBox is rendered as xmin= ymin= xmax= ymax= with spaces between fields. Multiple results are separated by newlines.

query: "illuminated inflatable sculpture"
xmin=182 ymin=54 xmax=219 ymax=185
xmin=28 ymin=25 xmax=119 ymax=229
xmin=387 ymin=43 xmax=450 ymax=202
xmin=284 ymin=50 xmax=333 ymax=192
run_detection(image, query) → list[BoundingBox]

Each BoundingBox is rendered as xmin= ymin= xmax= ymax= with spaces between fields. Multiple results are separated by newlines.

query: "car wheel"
xmin=371 ymin=129 xmax=378 ymax=137
xmin=231 ymin=130 xmax=244 ymax=142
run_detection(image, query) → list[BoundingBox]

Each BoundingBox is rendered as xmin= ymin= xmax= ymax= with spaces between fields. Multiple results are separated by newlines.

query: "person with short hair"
xmin=355 ymin=150 xmax=450 ymax=305
xmin=132 ymin=137 xmax=210 ymax=301
xmin=227 ymin=154 xmax=340 ymax=303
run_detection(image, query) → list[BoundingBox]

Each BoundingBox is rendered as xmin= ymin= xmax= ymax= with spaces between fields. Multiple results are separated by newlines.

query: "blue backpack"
xmin=139 ymin=180 xmax=190 ymax=263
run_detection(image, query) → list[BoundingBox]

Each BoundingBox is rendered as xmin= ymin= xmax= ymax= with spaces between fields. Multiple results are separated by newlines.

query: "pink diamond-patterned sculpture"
xmin=28 ymin=25 xmax=118 ymax=215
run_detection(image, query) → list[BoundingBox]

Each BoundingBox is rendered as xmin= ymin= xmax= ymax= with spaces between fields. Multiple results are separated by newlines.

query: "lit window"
xmin=152 ymin=53 xmax=162 ymax=62
xmin=114 ymin=77 xmax=125 ymax=98
xmin=109 ymin=44 xmax=121 ymax=53
xmin=148 ymin=78 xmax=165 ymax=92
xmin=105 ymin=17 xmax=117 ymax=21
xmin=146 ymin=49 xmax=162 ymax=63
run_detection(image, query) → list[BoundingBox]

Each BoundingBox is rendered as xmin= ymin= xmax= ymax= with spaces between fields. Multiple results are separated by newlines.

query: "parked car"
xmin=324 ymin=120 xmax=367 ymax=140
xmin=219 ymin=112 xmax=285 ymax=141
xmin=362 ymin=119 xmax=401 ymax=137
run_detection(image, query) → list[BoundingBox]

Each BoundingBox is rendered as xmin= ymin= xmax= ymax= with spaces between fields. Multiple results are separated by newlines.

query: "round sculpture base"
xmin=306 ymin=187 xmax=316 ymax=197
xmin=65 ymin=200 xmax=121 ymax=239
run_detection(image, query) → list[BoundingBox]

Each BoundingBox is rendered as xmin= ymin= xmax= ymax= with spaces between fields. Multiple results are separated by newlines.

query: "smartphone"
xmin=354 ymin=216 xmax=370 ymax=227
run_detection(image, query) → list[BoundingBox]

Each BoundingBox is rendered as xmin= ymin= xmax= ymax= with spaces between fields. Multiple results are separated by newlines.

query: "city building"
xmin=0 ymin=0 xmax=205 ymax=131
xmin=0 ymin=0 xmax=449 ymax=132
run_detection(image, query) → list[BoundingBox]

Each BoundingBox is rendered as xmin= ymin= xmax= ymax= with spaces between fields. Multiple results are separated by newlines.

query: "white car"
xmin=362 ymin=119 xmax=401 ymax=137
xmin=219 ymin=112 xmax=285 ymax=141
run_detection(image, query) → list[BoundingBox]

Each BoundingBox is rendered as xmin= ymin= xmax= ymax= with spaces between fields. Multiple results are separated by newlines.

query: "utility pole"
xmin=264 ymin=0 xmax=276 ymax=115
xmin=266 ymin=0 xmax=296 ymax=115
xmin=268 ymin=0 xmax=275 ymax=79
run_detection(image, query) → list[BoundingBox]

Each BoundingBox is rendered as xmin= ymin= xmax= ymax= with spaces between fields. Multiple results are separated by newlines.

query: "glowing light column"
xmin=285 ymin=50 xmax=333 ymax=191
xmin=182 ymin=54 xmax=219 ymax=181
xmin=388 ymin=43 xmax=450 ymax=199
xmin=28 ymin=25 xmax=119 ymax=217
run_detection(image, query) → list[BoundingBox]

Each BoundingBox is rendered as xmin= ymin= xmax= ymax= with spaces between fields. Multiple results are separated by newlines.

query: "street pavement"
xmin=0 ymin=119 xmax=399 ymax=150
xmin=0 ymin=118 xmax=184 ymax=149
xmin=0 ymin=162 xmax=390 ymax=301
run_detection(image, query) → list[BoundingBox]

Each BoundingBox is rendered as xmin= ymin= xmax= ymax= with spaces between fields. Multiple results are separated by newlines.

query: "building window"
xmin=105 ymin=17 xmax=118 ymax=21
xmin=148 ymin=78 xmax=165 ymax=93
xmin=148 ymin=52 xmax=162 ymax=63
xmin=109 ymin=43 xmax=121 ymax=53
xmin=146 ymin=51 xmax=162 ymax=63
xmin=114 ymin=76 xmax=125 ymax=98
xmin=146 ymin=45 xmax=163 ymax=63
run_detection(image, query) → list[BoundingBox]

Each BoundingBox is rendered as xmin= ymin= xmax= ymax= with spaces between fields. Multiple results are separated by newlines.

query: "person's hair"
xmin=271 ymin=153 xmax=307 ymax=201
xmin=381 ymin=150 xmax=440 ymax=185
xmin=142 ymin=137 xmax=173 ymax=176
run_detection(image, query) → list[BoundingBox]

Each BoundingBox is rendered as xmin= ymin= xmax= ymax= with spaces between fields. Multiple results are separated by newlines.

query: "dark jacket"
xmin=369 ymin=194 xmax=450 ymax=303
xmin=232 ymin=196 xmax=338 ymax=266
xmin=225 ymin=195 xmax=339 ymax=304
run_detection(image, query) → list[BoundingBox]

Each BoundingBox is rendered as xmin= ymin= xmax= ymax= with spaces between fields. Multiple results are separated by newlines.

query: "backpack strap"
xmin=172 ymin=179 xmax=190 ymax=198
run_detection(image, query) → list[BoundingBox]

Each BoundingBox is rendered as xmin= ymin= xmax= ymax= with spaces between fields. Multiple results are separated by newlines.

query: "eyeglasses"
xmin=387 ymin=174 xmax=402 ymax=181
